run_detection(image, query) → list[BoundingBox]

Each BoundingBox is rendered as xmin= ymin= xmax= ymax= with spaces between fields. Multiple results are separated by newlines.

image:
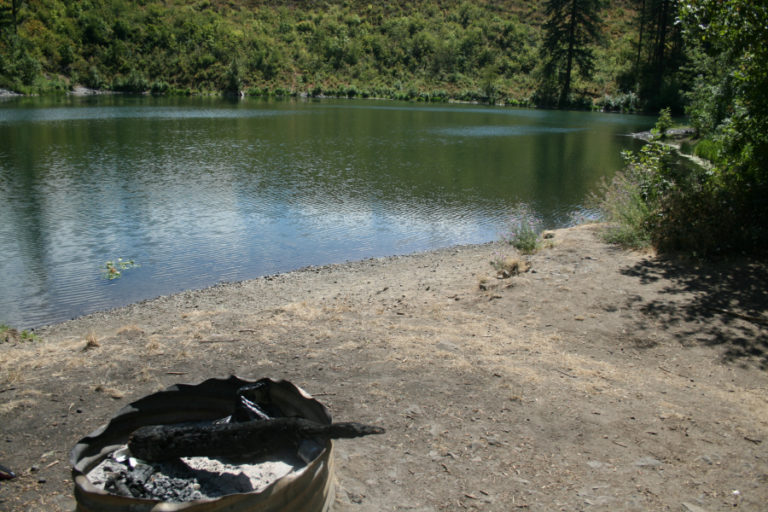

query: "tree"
xmin=601 ymin=1 xmax=768 ymax=255
xmin=628 ymin=0 xmax=686 ymax=111
xmin=540 ymin=0 xmax=603 ymax=107
xmin=2 ymin=0 xmax=23 ymax=33
xmin=681 ymin=0 xmax=768 ymax=183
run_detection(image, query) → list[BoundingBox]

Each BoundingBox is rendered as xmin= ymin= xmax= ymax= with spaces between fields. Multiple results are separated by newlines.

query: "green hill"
xmin=0 ymin=0 xmax=639 ymax=105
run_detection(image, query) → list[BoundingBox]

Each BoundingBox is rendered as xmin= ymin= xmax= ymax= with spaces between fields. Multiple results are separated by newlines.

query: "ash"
xmin=87 ymin=445 xmax=306 ymax=502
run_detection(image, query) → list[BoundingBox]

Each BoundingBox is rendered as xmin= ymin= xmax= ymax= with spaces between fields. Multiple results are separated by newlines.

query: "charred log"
xmin=128 ymin=417 xmax=384 ymax=462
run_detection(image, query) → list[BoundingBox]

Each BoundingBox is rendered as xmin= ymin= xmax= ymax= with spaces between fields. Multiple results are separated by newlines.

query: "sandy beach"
xmin=1 ymin=223 xmax=767 ymax=511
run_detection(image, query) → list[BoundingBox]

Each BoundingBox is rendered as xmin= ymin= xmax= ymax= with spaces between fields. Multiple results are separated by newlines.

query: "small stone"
xmin=37 ymin=477 xmax=46 ymax=484
xmin=681 ymin=502 xmax=709 ymax=512
xmin=436 ymin=341 xmax=459 ymax=352
xmin=634 ymin=456 xmax=663 ymax=467
xmin=30 ymin=465 xmax=39 ymax=473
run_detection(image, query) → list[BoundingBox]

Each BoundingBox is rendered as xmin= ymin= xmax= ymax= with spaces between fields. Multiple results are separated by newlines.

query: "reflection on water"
xmin=0 ymin=97 xmax=653 ymax=327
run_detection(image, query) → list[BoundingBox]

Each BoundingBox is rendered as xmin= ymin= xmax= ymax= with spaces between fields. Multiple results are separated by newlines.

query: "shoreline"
xmin=29 ymin=240 xmax=496 ymax=335
xmin=1 ymin=224 xmax=767 ymax=511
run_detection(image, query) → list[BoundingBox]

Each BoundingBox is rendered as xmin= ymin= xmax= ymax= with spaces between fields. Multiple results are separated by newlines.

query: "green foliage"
xmin=501 ymin=205 xmax=542 ymax=254
xmin=0 ymin=0 xmax=638 ymax=104
xmin=221 ymin=58 xmax=241 ymax=94
xmin=651 ymin=107 xmax=673 ymax=139
xmin=1 ymin=323 xmax=39 ymax=342
xmin=598 ymin=1 xmax=768 ymax=257
xmin=676 ymin=0 xmax=768 ymax=253
xmin=595 ymin=91 xmax=640 ymax=112
xmin=112 ymin=70 xmax=149 ymax=93
xmin=692 ymin=138 xmax=720 ymax=163
xmin=539 ymin=0 xmax=604 ymax=107
xmin=102 ymin=258 xmax=139 ymax=280
xmin=597 ymin=108 xmax=688 ymax=249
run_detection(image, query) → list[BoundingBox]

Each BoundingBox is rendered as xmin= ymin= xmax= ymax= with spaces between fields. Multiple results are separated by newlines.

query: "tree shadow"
xmin=620 ymin=255 xmax=768 ymax=369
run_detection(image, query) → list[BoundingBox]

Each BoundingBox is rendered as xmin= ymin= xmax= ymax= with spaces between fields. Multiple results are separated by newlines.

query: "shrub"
xmin=501 ymin=205 xmax=542 ymax=255
xmin=113 ymin=70 xmax=149 ymax=93
xmin=692 ymin=138 xmax=721 ymax=163
xmin=150 ymin=81 xmax=170 ymax=95
xmin=651 ymin=107 xmax=673 ymax=139
xmin=595 ymin=109 xmax=738 ymax=255
xmin=595 ymin=109 xmax=679 ymax=249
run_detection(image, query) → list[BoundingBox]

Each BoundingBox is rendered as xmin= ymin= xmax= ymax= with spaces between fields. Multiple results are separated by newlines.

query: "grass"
xmin=501 ymin=206 xmax=542 ymax=255
xmin=1 ymin=323 xmax=40 ymax=342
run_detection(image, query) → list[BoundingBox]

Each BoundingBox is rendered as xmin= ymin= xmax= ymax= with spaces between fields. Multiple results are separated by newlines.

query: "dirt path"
xmin=1 ymin=224 xmax=767 ymax=511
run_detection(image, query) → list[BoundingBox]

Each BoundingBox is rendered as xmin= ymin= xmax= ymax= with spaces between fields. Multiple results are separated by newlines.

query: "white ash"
xmin=87 ymin=445 xmax=306 ymax=502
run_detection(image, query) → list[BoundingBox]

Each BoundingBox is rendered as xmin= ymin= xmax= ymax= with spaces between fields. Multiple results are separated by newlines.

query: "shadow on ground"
xmin=620 ymin=255 xmax=768 ymax=369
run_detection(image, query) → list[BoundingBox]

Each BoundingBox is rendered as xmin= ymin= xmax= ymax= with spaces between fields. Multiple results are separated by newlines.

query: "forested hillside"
xmin=1 ymin=0 xmax=661 ymax=108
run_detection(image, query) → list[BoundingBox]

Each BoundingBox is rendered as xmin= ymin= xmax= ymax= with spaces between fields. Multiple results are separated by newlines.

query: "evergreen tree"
xmin=540 ymin=0 xmax=603 ymax=107
xmin=0 ymin=0 xmax=23 ymax=33
xmin=628 ymin=0 xmax=686 ymax=110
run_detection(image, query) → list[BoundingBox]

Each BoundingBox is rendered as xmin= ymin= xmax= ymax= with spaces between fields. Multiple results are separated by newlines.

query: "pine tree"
xmin=629 ymin=0 xmax=686 ymax=110
xmin=540 ymin=0 xmax=603 ymax=107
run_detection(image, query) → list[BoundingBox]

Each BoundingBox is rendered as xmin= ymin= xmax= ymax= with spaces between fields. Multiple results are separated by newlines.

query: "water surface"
xmin=0 ymin=96 xmax=653 ymax=327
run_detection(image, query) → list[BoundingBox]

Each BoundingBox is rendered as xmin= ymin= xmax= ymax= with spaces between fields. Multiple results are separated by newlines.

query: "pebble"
xmin=634 ymin=456 xmax=662 ymax=467
xmin=681 ymin=502 xmax=708 ymax=512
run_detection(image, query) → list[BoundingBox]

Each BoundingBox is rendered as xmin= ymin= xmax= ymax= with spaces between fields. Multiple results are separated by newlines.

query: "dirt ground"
xmin=1 ymin=224 xmax=767 ymax=511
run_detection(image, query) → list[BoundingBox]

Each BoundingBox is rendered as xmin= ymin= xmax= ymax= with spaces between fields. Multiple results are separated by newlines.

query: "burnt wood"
xmin=127 ymin=417 xmax=384 ymax=461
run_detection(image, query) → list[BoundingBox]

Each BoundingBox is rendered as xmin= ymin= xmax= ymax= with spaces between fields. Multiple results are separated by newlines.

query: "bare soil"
xmin=1 ymin=224 xmax=767 ymax=511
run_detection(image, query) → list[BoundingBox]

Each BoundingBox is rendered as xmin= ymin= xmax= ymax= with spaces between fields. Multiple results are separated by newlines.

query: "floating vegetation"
xmin=103 ymin=258 xmax=139 ymax=280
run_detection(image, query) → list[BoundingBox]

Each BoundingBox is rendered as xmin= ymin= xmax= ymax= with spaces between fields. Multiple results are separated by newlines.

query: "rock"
xmin=681 ymin=502 xmax=709 ymax=512
xmin=634 ymin=456 xmax=663 ymax=467
xmin=436 ymin=341 xmax=459 ymax=352
xmin=0 ymin=463 xmax=16 ymax=480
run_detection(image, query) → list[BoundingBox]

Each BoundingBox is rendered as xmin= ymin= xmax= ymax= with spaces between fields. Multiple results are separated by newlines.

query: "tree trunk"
xmin=559 ymin=0 xmax=578 ymax=107
xmin=11 ymin=0 xmax=18 ymax=33
xmin=634 ymin=0 xmax=646 ymax=84
xmin=653 ymin=0 xmax=670 ymax=91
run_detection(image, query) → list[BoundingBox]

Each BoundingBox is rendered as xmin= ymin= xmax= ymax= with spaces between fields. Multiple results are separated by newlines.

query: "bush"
xmin=150 ymin=80 xmax=170 ymax=95
xmin=651 ymin=107 xmax=673 ymax=139
xmin=596 ymin=91 xmax=639 ymax=113
xmin=595 ymin=110 xmax=682 ymax=249
xmin=113 ymin=70 xmax=149 ymax=93
xmin=692 ymin=138 xmax=721 ymax=163
xmin=501 ymin=205 xmax=542 ymax=255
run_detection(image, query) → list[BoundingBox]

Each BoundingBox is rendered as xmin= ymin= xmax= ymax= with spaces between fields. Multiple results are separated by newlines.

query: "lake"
xmin=0 ymin=96 xmax=653 ymax=328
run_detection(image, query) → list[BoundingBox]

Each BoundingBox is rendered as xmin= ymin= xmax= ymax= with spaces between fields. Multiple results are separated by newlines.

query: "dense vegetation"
xmin=598 ymin=0 xmax=768 ymax=256
xmin=1 ymin=0 xmax=649 ymax=106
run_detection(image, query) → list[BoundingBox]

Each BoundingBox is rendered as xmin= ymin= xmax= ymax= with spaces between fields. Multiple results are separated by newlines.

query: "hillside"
xmin=0 ymin=0 xmax=638 ymax=104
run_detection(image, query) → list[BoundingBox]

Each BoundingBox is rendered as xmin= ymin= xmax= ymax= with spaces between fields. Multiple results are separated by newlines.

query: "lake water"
xmin=0 ymin=96 xmax=653 ymax=328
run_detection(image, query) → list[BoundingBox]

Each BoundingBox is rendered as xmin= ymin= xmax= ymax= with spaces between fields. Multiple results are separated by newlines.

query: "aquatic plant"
xmin=102 ymin=258 xmax=139 ymax=280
